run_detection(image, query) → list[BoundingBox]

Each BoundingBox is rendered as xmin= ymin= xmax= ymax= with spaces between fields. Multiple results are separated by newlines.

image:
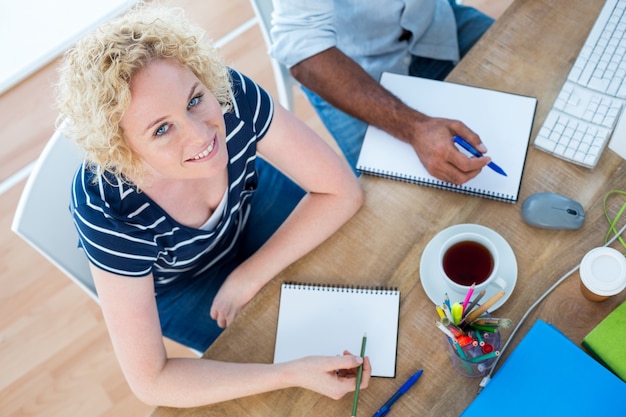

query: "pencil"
xmin=463 ymin=290 xmax=505 ymax=324
xmin=352 ymin=333 xmax=367 ymax=417
xmin=461 ymin=283 xmax=475 ymax=314
xmin=463 ymin=289 xmax=485 ymax=318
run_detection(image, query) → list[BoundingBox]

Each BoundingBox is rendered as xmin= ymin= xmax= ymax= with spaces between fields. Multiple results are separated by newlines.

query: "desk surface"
xmin=152 ymin=1 xmax=626 ymax=415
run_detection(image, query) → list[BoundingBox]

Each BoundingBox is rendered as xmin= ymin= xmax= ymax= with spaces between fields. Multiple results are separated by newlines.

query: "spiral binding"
xmin=357 ymin=167 xmax=515 ymax=203
xmin=282 ymin=281 xmax=398 ymax=295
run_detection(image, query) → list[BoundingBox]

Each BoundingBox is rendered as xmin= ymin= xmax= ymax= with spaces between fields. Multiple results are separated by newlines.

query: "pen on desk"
xmin=453 ymin=135 xmax=507 ymax=176
xmin=352 ymin=333 xmax=367 ymax=417
xmin=372 ymin=370 xmax=423 ymax=417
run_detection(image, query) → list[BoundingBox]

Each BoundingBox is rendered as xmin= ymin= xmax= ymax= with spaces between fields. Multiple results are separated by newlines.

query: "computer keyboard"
xmin=534 ymin=0 xmax=626 ymax=168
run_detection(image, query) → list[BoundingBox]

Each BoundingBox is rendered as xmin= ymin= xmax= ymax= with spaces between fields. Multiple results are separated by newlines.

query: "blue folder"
xmin=461 ymin=319 xmax=626 ymax=416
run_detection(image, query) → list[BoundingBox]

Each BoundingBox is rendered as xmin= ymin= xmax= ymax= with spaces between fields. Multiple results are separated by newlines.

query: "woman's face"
xmin=120 ymin=59 xmax=228 ymax=183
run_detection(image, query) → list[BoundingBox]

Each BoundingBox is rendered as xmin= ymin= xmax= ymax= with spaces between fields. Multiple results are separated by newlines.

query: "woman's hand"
xmin=291 ymin=351 xmax=372 ymax=400
xmin=209 ymin=269 xmax=261 ymax=328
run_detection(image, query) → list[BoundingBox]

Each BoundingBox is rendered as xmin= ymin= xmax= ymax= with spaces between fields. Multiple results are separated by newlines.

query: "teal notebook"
xmin=461 ymin=320 xmax=626 ymax=416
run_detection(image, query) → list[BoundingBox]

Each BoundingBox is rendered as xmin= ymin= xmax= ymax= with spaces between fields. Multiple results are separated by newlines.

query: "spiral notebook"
xmin=357 ymin=72 xmax=537 ymax=203
xmin=273 ymin=282 xmax=400 ymax=377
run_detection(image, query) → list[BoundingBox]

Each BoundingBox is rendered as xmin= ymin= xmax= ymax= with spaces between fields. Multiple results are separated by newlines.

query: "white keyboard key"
xmin=588 ymin=76 xmax=610 ymax=93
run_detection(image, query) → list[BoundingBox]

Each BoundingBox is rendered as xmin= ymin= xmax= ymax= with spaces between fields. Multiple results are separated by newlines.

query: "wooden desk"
xmin=153 ymin=1 xmax=626 ymax=415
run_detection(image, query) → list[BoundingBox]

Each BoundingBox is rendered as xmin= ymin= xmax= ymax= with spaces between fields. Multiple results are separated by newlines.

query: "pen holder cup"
xmin=444 ymin=325 xmax=501 ymax=378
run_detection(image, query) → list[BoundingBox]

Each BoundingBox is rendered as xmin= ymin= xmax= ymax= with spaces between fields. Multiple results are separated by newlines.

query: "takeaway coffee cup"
xmin=439 ymin=232 xmax=507 ymax=292
xmin=579 ymin=247 xmax=626 ymax=302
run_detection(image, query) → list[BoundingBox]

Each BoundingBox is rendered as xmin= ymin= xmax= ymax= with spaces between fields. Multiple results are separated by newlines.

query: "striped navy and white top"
xmin=70 ymin=69 xmax=273 ymax=293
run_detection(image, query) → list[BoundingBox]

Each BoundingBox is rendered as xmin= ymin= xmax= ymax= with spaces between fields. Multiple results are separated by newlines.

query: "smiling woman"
xmin=1 ymin=0 xmax=511 ymax=416
xmin=120 ymin=60 xmax=230 ymax=193
xmin=54 ymin=2 xmax=368 ymax=408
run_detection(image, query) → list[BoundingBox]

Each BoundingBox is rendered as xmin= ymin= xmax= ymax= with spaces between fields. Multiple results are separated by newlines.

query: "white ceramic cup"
xmin=439 ymin=232 xmax=507 ymax=292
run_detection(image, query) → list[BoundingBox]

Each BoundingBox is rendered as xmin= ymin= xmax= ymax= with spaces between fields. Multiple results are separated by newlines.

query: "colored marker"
xmin=451 ymin=302 xmax=463 ymax=325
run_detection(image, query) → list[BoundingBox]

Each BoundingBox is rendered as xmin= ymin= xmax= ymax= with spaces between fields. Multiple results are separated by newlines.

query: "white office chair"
xmin=11 ymin=123 xmax=97 ymax=302
xmin=249 ymin=0 xmax=298 ymax=112
xmin=12 ymin=125 xmax=205 ymax=355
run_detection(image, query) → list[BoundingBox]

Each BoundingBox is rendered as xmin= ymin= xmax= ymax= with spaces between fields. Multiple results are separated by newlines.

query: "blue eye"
xmin=155 ymin=123 xmax=169 ymax=136
xmin=188 ymin=94 xmax=203 ymax=109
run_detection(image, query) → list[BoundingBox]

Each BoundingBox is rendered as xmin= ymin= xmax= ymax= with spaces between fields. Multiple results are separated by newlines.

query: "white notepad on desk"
xmin=273 ymin=282 xmax=400 ymax=377
xmin=357 ymin=72 xmax=537 ymax=203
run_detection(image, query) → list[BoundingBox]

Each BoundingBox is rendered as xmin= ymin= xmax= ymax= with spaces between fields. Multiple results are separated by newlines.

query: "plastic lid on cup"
xmin=580 ymin=247 xmax=626 ymax=296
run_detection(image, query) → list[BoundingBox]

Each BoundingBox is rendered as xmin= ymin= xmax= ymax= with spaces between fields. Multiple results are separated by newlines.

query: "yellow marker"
xmin=451 ymin=302 xmax=463 ymax=325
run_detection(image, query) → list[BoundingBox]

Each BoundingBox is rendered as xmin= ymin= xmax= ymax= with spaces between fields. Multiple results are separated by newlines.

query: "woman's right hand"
xmin=289 ymin=351 xmax=372 ymax=400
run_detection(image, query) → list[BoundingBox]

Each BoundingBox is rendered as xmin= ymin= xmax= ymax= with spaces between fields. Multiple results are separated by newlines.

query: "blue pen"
xmin=372 ymin=370 xmax=423 ymax=417
xmin=453 ymin=135 xmax=507 ymax=176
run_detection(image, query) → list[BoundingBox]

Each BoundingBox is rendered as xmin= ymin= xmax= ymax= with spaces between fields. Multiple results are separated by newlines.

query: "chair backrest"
xmin=249 ymin=0 xmax=297 ymax=111
xmin=12 ymin=124 xmax=97 ymax=302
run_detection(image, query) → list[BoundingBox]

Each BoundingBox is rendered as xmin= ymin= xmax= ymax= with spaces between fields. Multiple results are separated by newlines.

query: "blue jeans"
xmin=302 ymin=0 xmax=494 ymax=172
xmin=156 ymin=158 xmax=305 ymax=352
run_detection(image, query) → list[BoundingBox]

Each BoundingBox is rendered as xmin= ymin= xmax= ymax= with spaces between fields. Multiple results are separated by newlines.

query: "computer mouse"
xmin=521 ymin=192 xmax=585 ymax=230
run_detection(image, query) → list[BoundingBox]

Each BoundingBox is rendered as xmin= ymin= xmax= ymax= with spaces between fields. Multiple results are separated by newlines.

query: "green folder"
xmin=582 ymin=300 xmax=626 ymax=382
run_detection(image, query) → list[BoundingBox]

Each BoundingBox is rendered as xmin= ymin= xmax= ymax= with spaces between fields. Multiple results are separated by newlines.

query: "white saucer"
xmin=419 ymin=224 xmax=517 ymax=311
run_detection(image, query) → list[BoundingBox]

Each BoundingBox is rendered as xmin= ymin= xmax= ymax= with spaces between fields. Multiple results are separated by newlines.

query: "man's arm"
xmin=290 ymin=47 xmax=490 ymax=184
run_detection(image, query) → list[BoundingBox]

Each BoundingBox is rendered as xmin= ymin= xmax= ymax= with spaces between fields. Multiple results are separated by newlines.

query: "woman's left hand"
xmin=209 ymin=270 xmax=260 ymax=328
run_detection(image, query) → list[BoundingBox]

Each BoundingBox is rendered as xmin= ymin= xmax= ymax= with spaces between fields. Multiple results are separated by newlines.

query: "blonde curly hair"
xmin=56 ymin=2 xmax=232 ymax=186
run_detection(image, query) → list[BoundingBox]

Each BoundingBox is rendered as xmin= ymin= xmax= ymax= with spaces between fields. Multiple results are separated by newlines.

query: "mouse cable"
xmin=478 ymin=191 xmax=626 ymax=394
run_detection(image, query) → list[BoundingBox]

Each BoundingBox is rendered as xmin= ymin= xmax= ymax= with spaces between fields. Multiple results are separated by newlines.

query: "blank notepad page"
xmin=273 ymin=283 xmax=400 ymax=377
